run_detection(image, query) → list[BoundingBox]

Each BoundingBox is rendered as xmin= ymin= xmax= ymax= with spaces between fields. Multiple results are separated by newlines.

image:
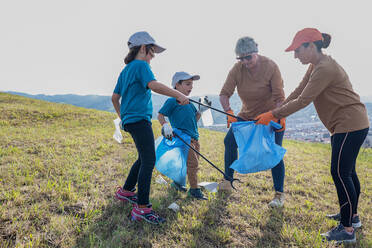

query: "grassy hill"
xmin=0 ymin=92 xmax=371 ymax=248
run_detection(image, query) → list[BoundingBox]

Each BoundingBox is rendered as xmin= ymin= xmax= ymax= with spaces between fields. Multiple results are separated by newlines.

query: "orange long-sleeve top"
xmin=220 ymin=55 xmax=285 ymax=120
xmin=272 ymin=55 xmax=369 ymax=135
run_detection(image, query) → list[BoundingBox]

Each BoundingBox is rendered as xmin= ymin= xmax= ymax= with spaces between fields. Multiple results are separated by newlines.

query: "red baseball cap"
xmin=285 ymin=28 xmax=323 ymax=52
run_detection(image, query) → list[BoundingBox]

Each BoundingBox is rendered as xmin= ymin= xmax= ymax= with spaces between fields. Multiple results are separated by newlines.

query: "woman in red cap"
xmin=255 ymin=28 xmax=369 ymax=244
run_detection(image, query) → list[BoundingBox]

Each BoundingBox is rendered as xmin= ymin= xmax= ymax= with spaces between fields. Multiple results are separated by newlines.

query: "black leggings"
xmin=123 ymin=120 xmax=156 ymax=206
xmin=330 ymin=127 xmax=369 ymax=227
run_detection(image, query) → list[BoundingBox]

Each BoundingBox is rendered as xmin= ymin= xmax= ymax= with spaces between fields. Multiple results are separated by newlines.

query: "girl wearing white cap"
xmin=112 ymin=31 xmax=189 ymax=224
xmin=218 ymin=36 xmax=287 ymax=208
xmin=255 ymin=28 xmax=369 ymax=244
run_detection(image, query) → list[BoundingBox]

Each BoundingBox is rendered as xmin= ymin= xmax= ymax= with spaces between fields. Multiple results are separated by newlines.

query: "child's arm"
xmin=148 ymin=81 xmax=189 ymax=105
xmin=111 ymin=93 xmax=121 ymax=118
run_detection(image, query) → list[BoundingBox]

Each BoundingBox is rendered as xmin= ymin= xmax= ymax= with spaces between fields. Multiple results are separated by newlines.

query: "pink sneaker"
xmin=115 ymin=187 xmax=137 ymax=204
xmin=131 ymin=205 xmax=166 ymax=225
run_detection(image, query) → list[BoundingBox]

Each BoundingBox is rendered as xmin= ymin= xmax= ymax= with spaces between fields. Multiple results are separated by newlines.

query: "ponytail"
xmin=124 ymin=43 xmax=141 ymax=64
xmin=311 ymin=33 xmax=332 ymax=52
xmin=321 ymin=33 xmax=331 ymax=48
xmin=124 ymin=43 xmax=155 ymax=64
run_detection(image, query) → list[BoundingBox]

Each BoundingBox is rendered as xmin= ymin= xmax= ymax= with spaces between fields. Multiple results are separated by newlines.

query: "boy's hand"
xmin=161 ymin=123 xmax=173 ymax=139
xmin=204 ymin=96 xmax=212 ymax=106
xmin=198 ymin=96 xmax=212 ymax=112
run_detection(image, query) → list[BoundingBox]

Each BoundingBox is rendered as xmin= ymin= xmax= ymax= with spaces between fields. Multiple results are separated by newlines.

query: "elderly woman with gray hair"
xmin=218 ymin=36 xmax=286 ymax=207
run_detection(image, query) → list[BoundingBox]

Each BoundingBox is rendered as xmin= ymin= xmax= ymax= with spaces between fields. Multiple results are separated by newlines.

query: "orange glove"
xmin=227 ymin=109 xmax=237 ymax=128
xmin=255 ymin=111 xmax=278 ymax=125
xmin=275 ymin=118 xmax=286 ymax=132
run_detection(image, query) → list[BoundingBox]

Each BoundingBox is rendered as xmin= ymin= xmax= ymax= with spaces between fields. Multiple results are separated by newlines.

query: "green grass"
xmin=0 ymin=92 xmax=371 ymax=248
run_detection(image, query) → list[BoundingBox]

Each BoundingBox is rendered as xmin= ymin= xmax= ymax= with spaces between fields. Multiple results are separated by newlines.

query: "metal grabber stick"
xmin=189 ymin=98 xmax=256 ymax=122
xmin=189 ymin=98 xmax=239 ymax=119
xmin=172 ymin=132 xmax=241 ymax=190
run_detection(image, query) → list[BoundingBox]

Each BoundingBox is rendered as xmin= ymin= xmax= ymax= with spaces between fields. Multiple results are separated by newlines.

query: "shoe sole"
xmin=321 ymin=235 xmax=356 ymax=245
xmin=115 ymin=194 xmax=137 ymax=204
xmin=352 ymin=221 xmax=362 ymax=229
xmin=335 ymin=237 xmax=356 ymax=245
xmin=131 ymin=212 xmax=164 ymax=225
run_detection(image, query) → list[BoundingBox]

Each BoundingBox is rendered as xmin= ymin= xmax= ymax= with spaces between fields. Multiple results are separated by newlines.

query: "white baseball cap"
xmin=172 ymin=71 xmax=200 ymax=88
xmin=128 ymin=31 xmax=166 ymax=53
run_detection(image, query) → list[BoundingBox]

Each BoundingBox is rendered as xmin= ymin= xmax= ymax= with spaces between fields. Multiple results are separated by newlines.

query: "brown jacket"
xmin=220 ymin=55 xmax=285 ymax=120
xmin=272 ymin=55 xmax=369 ymax=134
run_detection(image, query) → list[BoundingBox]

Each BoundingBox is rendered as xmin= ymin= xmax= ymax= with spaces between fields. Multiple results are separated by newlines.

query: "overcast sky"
xmin=1 ymin=0 xmax=371 ymax=97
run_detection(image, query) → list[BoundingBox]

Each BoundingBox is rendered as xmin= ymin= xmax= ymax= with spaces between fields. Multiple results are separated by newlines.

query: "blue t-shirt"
xmin=113 ymin=60 xmax=156 ymax=125
xmin=159 ymin=98 xmax=199 ymax=140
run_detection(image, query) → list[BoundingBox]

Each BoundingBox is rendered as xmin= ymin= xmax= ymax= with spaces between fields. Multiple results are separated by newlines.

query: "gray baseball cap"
xmin=172 ymin=72 xmax=200 ymax=88
xmin=235 ymin=36 xmax=258 ymax=57
xmin=128 ymin=31 xmax=166 ymax=53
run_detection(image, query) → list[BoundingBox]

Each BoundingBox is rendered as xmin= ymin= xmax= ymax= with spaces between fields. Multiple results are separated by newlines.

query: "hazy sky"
xmin=1 ymin=0 xmax=371 ymax=97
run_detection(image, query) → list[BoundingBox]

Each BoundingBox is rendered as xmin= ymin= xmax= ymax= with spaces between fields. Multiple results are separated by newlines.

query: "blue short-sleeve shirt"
xmin=159 ymin=98 xmax=199 ymax=140
xmin=113 ymin=60 xmax=156 ymax=125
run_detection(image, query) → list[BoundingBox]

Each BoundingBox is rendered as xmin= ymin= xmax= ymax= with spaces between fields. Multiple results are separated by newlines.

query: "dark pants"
xmin=224 ymin=120 xmax=285 ymax=192
xmin=330 ymin=127 xmax=369 ymax=227
xmin=123 ymin=120 xmax=155 ymax=206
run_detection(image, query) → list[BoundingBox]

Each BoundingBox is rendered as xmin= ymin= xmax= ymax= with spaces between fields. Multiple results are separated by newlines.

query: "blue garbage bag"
xmin=230 ymin=121 xmax=286 ymax=174
xmin=155 ymin=128 xmax=191 ymax=186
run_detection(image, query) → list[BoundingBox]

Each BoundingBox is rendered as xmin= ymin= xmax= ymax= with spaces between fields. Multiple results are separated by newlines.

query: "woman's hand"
xmin=255 ymin=111 xmax=278 ymax=125
xmin=275 ymin=118 xmax=286 ymax=132
xmin=227 ymin=110 xmax=237 ymax=128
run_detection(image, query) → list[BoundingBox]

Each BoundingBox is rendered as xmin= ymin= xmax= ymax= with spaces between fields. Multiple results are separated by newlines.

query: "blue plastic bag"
xmin=230 ymin=121 xmax=286 ymax=174
xmin=155 ymin=129 xmax=191 ymax=186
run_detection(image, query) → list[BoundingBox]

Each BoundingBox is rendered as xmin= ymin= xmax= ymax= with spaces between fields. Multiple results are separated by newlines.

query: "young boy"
xmin=158 ymin=71 xmax=210 ymax=200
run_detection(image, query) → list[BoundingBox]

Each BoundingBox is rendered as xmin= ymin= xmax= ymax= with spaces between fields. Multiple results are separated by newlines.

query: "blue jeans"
xmin=123 ymin=120 xmax=155 ymax=205
xmin=224 ymin=122 xmax=285 ymax=192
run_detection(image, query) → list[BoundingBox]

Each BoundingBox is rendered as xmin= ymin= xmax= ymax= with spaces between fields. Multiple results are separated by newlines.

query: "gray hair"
xmin=235 ymin=36 xmax=258 ymax=56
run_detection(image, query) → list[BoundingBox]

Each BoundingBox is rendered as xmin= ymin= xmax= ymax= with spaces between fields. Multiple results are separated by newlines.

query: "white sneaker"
xmin=268 ymin=191 xmax=285 ymax=208
xmin=218 ymin=179 xmax=232 ymax=193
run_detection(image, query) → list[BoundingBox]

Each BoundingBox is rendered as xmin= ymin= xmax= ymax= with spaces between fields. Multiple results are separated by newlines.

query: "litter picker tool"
xmin=189 ymin=98 xmax=239 ymax=119
xmin=188 ymin=98 xmax=256 ymax=122
xmin=172 ymin=132 xmax=241 ymax=190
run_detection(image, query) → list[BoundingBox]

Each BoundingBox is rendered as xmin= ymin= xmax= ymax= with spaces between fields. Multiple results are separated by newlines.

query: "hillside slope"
xmin=0 ymin=93 xmax=371 ymax=248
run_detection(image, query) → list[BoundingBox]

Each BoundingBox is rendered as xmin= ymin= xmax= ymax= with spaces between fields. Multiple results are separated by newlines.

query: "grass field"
xmin=0 ymin=92 xmax=371 ymax=248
